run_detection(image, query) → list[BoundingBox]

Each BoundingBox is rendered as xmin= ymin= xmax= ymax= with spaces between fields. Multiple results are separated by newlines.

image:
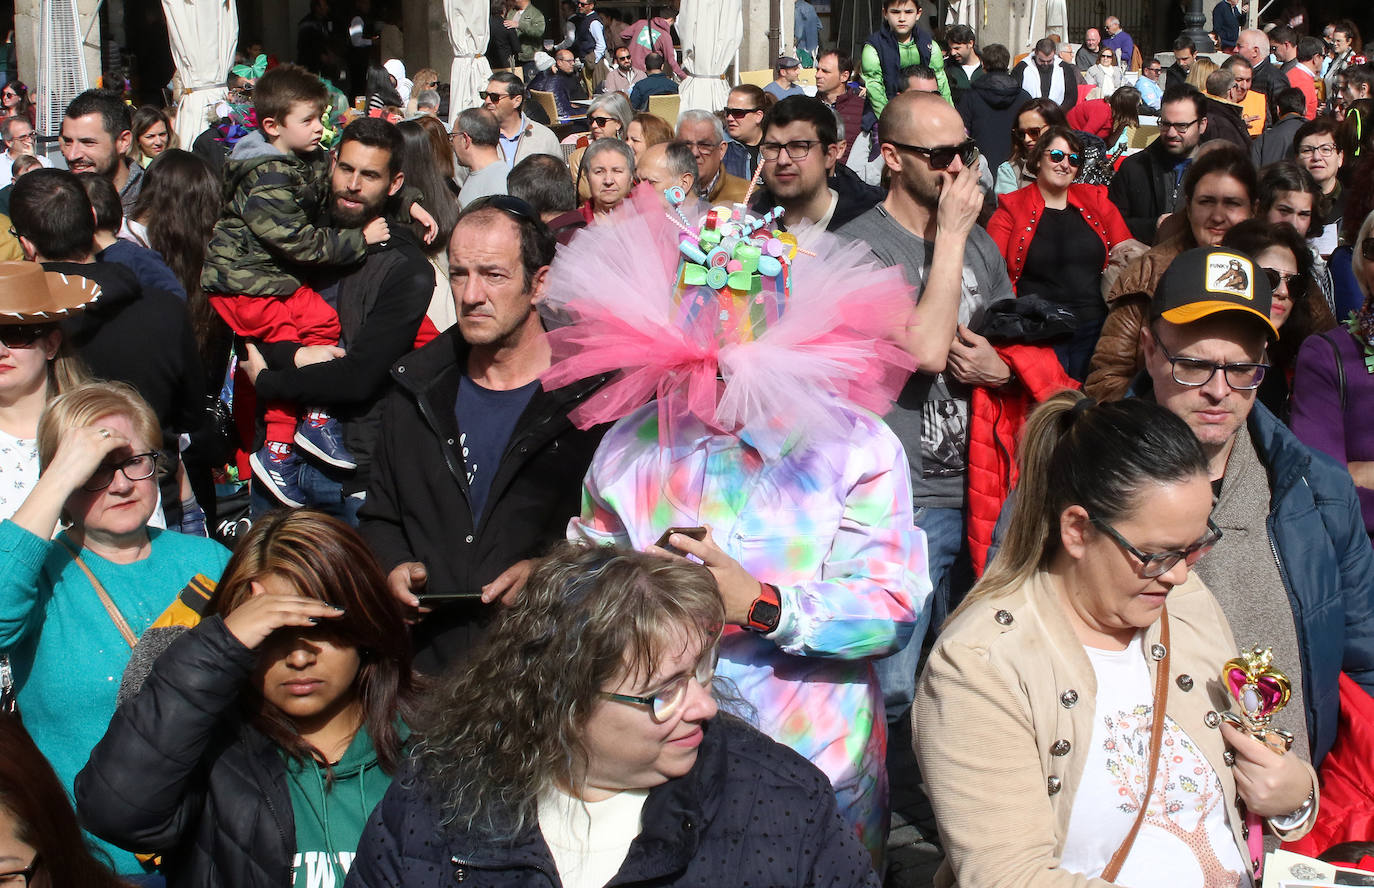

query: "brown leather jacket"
xmin=1083 ymin=234 xmax=1191 ymax=400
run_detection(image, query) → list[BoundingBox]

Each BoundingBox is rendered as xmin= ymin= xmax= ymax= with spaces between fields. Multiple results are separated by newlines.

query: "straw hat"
xmin=0 ymin=261 xmax=101 ymax=323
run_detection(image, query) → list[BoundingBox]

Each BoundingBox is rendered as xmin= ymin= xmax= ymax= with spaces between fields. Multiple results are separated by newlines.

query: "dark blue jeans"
xmin=250 ymin=462 xmax=364 ymax=527
xmin=874 ymin=505 xmax=969 ymax=723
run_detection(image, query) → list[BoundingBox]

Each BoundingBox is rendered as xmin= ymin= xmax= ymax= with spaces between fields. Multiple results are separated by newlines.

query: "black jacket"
xmin=255 ymin=226 xmax=435 ymax=493
xmin=1202 ymin=95 xmax=1251 ymax=151
xmin=1107 ymin=139 xmax=1188 ymax=244
xmin=357 ymin=331 xmax=606 ymax=673
xmin=344 ymin=715 xmax=881 ymax=888
xmin=76 ymin=617 xmax=297 ymax=888
xmin=49 ymin=260 xmax=204 ymax=442
xmin=1009 ymin=58 xmax=1078 ymax=112
xmin=1165 ymin=62 xmax=1190 ymax=88
xmin=1251 ymin=112 xmax=1305 ymax=167
xmin=749 ymin=163 xmax=883 ymax=233
xmin=956 ymin=71 xmax=1032 ymax=171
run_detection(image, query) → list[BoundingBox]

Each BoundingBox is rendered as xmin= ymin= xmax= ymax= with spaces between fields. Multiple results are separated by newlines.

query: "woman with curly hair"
xmin=350 ymin=542 xmax=880 ymax=887
xmin=77 ymin=510 xmax=417 ymax=888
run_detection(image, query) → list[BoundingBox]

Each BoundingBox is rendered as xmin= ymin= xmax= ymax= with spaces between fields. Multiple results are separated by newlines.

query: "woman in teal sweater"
xmin=0 ymin=381 xmax=229 ymax=874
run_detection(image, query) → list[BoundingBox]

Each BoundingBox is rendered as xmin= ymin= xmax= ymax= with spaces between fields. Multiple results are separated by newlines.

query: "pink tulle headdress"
xmin=540 ymin=187 xmax=917 ymax=460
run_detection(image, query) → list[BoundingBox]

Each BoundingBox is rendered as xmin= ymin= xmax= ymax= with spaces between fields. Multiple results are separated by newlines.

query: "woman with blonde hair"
xmin=0 ymin=380 xmax=230 ymax=876
xmin=349 ymin=542 xmax=880 ymax=886
xmin=626 ymin=111 xmax=672 ymax=162
xmin=915 ymin=392 xmax=1317 ymax=886
xmin=130 ymin=105 xmax=176 ymax=168
xmin=1185 ymin=55 xmax=1219 ymax=92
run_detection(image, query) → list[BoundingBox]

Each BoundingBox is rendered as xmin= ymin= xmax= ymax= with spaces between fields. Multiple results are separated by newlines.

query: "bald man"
xmin=1238 ymin=28 xmax=1279 ymax=121
xmin=634 ymin=140 xmax=697 ymax=205
xmin=838 ymin=91 xmax=1012 ymax=724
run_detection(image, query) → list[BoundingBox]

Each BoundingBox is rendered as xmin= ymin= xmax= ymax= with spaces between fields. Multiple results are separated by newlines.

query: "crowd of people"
xmin=2 ymin=1 xmax=1374 ymax=887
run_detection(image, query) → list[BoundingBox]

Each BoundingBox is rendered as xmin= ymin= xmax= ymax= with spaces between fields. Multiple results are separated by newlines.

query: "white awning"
xmin=162 ymin=0 xmax=238 ymax=148
xmin=678 ymin=0 xmax=743 ymax=113
xmin=444 ymin=0 xmax=495 ymax=125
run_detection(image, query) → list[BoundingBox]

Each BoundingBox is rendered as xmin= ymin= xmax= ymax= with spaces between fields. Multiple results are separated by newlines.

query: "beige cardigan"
xmin=913 ymin=571 xmax=1317 ymax=888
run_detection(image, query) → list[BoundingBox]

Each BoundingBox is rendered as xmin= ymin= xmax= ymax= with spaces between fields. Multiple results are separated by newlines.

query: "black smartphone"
xmin=655 ymin=525 xmax=707 ymax=555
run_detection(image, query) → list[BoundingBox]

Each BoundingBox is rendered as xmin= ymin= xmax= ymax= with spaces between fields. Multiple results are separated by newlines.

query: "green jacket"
xmin=201 ymin=129 xmax=367 ymax=298
xmin=512 ymin=5 xmax=545 ymax=62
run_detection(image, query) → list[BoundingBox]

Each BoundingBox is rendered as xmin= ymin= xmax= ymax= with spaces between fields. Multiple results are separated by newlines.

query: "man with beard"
xmin=1109 ymin=83 xmax=1208 ymax=243
xmin=238 ymin=118 xmax=435 ymax=524
xmin=751 ymin=96 xmax=882 ymax=237
xmin=361 ymin=196 xmax=606 ymax=673
xmin=838 ymin=91 xmax=1007 ymax=732
xmin=1011 ymin=37 xmax=1080 ymax=112
xmin=60 ymin=89 xmax=142 ymax=215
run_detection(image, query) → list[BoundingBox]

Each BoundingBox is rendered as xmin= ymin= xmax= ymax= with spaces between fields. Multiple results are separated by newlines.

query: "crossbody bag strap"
xmin=1101 ymin=609 xmax=1171 ymax=883
xmin=55 ymin=536 xmax=138 ymax=649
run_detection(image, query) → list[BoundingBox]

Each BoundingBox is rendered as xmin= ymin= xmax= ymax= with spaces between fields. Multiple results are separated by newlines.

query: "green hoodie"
xmin=282 ymin=723 xmax=403 ymax=888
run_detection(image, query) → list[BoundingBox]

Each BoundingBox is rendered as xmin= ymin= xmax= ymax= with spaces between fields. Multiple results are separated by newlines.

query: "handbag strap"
xmin=1101 ymin=609 xmax=1171 ymax=883
xmin=56 ymin=536 xmax=138 ymax=649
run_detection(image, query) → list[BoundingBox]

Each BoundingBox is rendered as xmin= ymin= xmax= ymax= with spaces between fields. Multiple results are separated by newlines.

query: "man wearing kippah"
xmin=1137 ymin=246 xmax=1374 ymax=771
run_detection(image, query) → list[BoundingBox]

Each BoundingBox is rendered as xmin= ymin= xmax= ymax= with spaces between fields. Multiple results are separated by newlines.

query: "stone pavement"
xmin=884 ymin=709 xmax=943 ymax=888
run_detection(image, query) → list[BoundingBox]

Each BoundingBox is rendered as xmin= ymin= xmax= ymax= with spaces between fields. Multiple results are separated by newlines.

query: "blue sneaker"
xmin=294 ymin=412 xmax=357 ymax=470
xmin=250 ymin=443 xmax=306 ymax=508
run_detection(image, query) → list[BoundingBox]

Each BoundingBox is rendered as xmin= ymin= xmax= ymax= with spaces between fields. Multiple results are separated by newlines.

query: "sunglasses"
xmin=478 ymin=90 xmax=513 ymax=101
xmin=1016 ymin=124 xmax=1045 ymax=139
xmin=1262 ymin=267 xmax=1303 ymax=292
xmin=0 ymin=323 xmax=56 ymax=349
xmin=723 ymin=106 xmax=760 ymax=118
xmin=1362 ymin=237 xmax=1374 ymax=261
xmin=1046 ymin=148 xmax=1082 ymax=167
xmin=589 ymin=115 xmax=618 ymax=127
xmin=884 ymin=138 xmax=979 ymax=170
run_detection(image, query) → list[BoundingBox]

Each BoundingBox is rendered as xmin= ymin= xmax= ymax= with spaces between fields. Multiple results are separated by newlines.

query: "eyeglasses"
xmin=0 ymin=855 xmax=38 ymax=887
xmin=0 ymin=323 xmax=56 ymax=349
xmin=723 ymin=106 xmax=761 ymax=118
xmin=1015 ymin=124 xmax=1045 ymax=139
xmin=883 ymin=138 xmax=979 ymax=170
xmin=1090 ymin=516 xmax=1223 ymax=578
xmin=8 ymin=131 xmax=32 ymax=142
xmin=1261 ymin=267 xmax=1303 ymax=293
xmin=600 ymin=646 xmax=718 ymax=722
xmin=1361 ymin=237 xmax=1374 ymax=261
xmin=760 ymin=139 xmax=822 ymax=160
xmin=1156 ymin=339 xmax=1269 ymax=390
xmin=1146 ymin=66 xmax=1163 ymax=74
xmin=478 ymin=90 xmax=514 ymax=101
xmin=1159 ymin=118 xmax=1200 ymax=132
xmin=82 ymin=451 xmax=160 ymax=492
xmin=685 ymin=139 xmax=720 ymax=153
xmin=1046 ymin=148 xmax=1082 ymax=167
xmin=588 ymin=115 xmax=618 ymax=127
xmin=464 ymin=194 xmax=540 ymax=225
xmin=1297 ymin=142 xmax=1338 ymax=157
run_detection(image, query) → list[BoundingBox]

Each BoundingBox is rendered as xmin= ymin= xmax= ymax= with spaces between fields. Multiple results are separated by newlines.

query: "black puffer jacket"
xmin=344 ymin=715 xmax=881 ymax=888
xmin=956 ymin=72 xmax=1032 ymax=171
xmin=75 ymin=617 xmax=297 ymax=888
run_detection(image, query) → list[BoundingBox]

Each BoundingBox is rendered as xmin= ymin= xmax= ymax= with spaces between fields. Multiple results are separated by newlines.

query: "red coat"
xmin=967 ymin=344 xmax=1079 ymax=576
xmin=986 ymin=183 xmax=1134 ymax=290
xmin=1283 ymin=673 xmax=1374 ymax=857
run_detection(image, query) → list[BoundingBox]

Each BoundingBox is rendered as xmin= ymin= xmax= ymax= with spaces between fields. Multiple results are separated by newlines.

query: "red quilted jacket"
xmin=967 ymin=343 xmax=1079 ymax=576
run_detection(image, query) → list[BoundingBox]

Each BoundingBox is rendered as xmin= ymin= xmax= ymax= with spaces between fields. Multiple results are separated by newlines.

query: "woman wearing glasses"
xmin=915 ymin=392 xmax=1317 ymax=887
xmin=1084 ymin=48 xmax=1125 ymax=96
xmin=0 ymin=82 xmax=32 ymax=125
xmin=1086 ymin=142 xmax=1257 ymax=401
xmin=1291 ymin=209 xmax=1374 ymax=537
xmin=348 ymin=542 xmax=880 ymax=888
xmin=988 ymin=126 xmax=1139 ymax=380
xmin=570 ymin=92 xmax=632 ymax=201
xmin=994 ymin=97 xmax=1068 ymax=196
xmin=0 ymin=381 xmax=229 ymax=876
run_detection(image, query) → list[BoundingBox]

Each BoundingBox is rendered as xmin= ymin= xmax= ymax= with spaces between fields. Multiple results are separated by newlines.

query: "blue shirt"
xmin=764 ymin=81 xmax=807 ymax=100
xmin=498 ymin=116 xmax=531 ymax=169
xmin=455 ymin=375 xmax=539 ymax=524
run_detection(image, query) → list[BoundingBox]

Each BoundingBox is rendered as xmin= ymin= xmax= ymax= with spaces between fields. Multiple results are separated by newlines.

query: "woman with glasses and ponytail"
xmin=0 ymin=381 xmax=230 ymax=877
xmin=348 ymin=542 xmax=881 ymax=888
xmin=987 ymin=126 xmax=1141 ymax=380
xmin=915 ymin=392 xmax=1318 ymax=888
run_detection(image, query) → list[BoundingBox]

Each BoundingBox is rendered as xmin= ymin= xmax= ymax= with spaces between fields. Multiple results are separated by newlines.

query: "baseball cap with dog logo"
xmin=1149 ymin=246 xmax=1279 ymax=340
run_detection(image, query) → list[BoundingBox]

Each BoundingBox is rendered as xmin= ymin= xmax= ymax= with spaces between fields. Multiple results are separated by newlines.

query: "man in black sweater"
xmin=1108 ymin=84 xmax=1207 ymax=243
xmin=240 ymin=119 xmax=435 ymax=523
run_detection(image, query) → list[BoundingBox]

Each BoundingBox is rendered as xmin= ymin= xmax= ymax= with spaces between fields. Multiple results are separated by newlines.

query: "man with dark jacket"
xmin=1201 ymin=68 xmax=1251 ymax=150
xmin=1010 ymin=38 xmax=1079 ymax=113
xmin=751 ymin=96 xmax=882 ymax=234
xmin=1251 ymin=87 xmax=1308 ymax=166
xmin=359 ymin=198 xmax=605 ymax=673
xmin=1138 ymin=247 xmax=1374 ymax=767
xmin=1164 ymin=36 xmax=1196 ymax=87
xmin=239 ymin=119 xmax=435 ymax=523
xmin=1108 ymin=84 xmax=1207 ymax=243
xmin=955 ymin=43 xmax=1030 ymax=171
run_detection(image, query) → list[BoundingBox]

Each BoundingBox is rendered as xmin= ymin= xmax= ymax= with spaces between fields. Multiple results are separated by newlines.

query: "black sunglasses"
xmin=883 ymin=138 xmax=979 ymax=170
xmin=1262 ymin=267 xmax=1304 ymax=292
xmin=1046 ymin=148 xmax=1082 ymax=167
xmin=0 ymin=323 xmax=56 ymax=349
xmin=478 ymin=90 xmax=514 ymax=101
xmin=723 ymin=106 xmax=760 ymax=118
xmin=589 ymin=115 xmax=619 ymax=127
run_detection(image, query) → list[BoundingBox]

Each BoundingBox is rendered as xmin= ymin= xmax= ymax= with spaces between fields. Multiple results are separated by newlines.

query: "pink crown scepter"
xmin=1219 ymin=645 xmax=1295 ymax=756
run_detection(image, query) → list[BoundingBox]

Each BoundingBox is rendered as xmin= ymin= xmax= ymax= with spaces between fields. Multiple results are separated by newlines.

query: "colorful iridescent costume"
xmin=543 ymin=189 xmax=932 ymax=861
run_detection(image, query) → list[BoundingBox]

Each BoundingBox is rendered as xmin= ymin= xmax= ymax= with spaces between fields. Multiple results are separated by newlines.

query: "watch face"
xmin=749 ymin=600 xmax=781 ymax=631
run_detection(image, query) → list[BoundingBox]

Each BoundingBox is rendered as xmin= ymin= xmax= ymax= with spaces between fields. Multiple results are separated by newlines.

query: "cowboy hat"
xmin=0 ymin=261 xmax=102 ymax=323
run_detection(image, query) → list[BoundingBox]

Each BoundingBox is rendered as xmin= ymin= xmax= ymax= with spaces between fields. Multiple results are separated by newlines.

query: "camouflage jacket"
xmin=201 ymin=130 xmax=368 ymax=297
